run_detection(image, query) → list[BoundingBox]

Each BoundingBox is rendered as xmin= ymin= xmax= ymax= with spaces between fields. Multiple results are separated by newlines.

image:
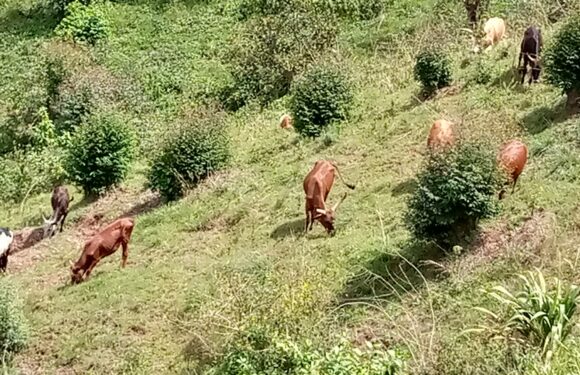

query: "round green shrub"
xmin=65 ymin=113 xmax=134 ymax=195
xmin=291 ymin=67 xmax=353 ymax=137
xmin=545 ymin=15 xmax=580 ymax=108
xmin=414 ymin=50 xmax=452 ymax=94
xmin=405 ymin=143 xmax=502 ymax=245
xmin=0 ymin=281 xmax=28 ymax=359
xmin=148 ymin=118 xmax=230 ymax=201
xmin=55 ymin=1 xmax=109 ymax=45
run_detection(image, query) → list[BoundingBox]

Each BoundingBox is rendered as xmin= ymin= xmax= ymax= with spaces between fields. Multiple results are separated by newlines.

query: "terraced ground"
xmin=1 ymin=0 xmax=580 ymax=373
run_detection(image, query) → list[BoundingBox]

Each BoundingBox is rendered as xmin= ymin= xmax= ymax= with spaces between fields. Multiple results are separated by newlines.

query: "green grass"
xmin=1 ymin=0 xmax=580 ymax=373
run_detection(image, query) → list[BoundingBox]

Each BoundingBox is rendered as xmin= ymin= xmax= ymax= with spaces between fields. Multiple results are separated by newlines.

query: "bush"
xmin=220 ymin=10 xmax=337 ymax=110
xmin=314 ymin=0 xmax=384 ymax=20
xmin=0 ymin=281 xmax=28 ymax=360
xmin=405 ymin=143 xmax=502 ymax=245
xmin=545 ymin=15 xmax=580 ymax=109
xmin=55 ymin=1 xmax=109 ymax=45
xmin=65 ymin=113 xmax=134 ymax=195
xmin=148 ymin=115 xmax=230 ymax=201
xmin=208 ymin=327 xmax=403 ymax=375
xmin=290 ymin=67 xmax=353 ymax=137
xmin=414 ymin=49 xmax=452 ymax=94
xmin=236 ymin=0 xmax=383 ymax=21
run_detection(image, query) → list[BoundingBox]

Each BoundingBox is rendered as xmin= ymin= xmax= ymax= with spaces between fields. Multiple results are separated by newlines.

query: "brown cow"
xmin=498 ymin=140 xmax=528 ymax=199
xmin=279 ymin=114 xmax=293 ymax=129
xmin=304 ymin=160 xmax=355 ymax=235
xmin=43 ymin=186 xmax=73 ymax=238
xmin=70 ymin=217 xmax=135 ymax=284
xmin=427 ymin=119 xmax=455 ymax=151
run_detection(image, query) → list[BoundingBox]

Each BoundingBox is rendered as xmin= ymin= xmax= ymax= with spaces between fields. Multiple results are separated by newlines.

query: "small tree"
xmin=148 ymin=116 xmax=230 ymax=201
xmin=55 ymin=1 xmax=109 ymax=45
xmin=291 ymin=66 xmax=353 ymax=137
xmin=0 ymin=281 xmax=28 ymax=362
xmin=405 ymin=143 xmax=502 ymax=245
xmin=414 ymin=50 xmax=452 ymax=96
xmin=545 ymin=15 xmax=580 ymax=111
xmin=65 ymin=113 xmax=134 ymax=195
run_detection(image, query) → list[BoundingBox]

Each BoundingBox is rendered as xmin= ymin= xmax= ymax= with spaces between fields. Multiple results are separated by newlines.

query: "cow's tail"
xmin=331 ymin=163 xmax=355 ymax=190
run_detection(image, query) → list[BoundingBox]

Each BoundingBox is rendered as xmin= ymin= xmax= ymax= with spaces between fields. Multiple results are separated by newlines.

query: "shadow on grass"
xmin=0 ymin=5 xmax=59 ymax=39
xmin=271 ymin=218 xmax=304 ymax=240
xmin=520 ymin=99 xmax=568 ymax=135
xmin=390 ymin=178 xmax=417 ymax=197
xmin=340 ymin=241 xmax=448 ymax=303
xmin=119 ymin=194 xmax=163 ymax=219
xmin=491 ymin=66 xmax=521 ymax=88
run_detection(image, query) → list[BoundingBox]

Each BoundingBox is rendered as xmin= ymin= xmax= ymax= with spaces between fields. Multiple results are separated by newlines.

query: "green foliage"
xmin=236 ymin=0 xmax=384 ymax=20
xmin=405 ymin=143 xmax=502 ymax=245
xmin=207 ymin=327 xmax=403 ymax=375
xmin=220 ymin=10 xmax=337 ymax=110
xmin=315 ymin=0 xmax=384 ymax=20
xmin=469 ymin=57 xmax=494 ymax=85
xmin=545 ymin=15 xmax=580 ymax=95
xmin=65 ymin=113 xmax=134 ymax=195
xmin=148 ymin=114 xmax=230 ymax=201
xmin=0 ymin=281 xmax=28 ymax=360
xmin=55 ymin=1 xmax=109 ymax=45
xmin=414 ymin=49 xmax=452 ymax=94
xmin=290 ymin=66 xmax=353 ymax=137
xmin=481 ymin=271 xmax=580 ymax=363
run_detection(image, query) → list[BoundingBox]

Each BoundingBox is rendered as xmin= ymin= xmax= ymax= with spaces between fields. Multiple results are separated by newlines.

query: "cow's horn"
xmin=331 ymin=193 xmax=348 ymax=212
xmin=69 ymin=260 xmax=74 ymax=268
xmin=315 ymin=208 xmax=327 ymax=215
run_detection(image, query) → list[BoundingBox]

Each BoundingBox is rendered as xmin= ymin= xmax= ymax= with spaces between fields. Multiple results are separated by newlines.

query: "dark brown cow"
xmin=519 ymin=26 xmax=543 ymax=85
xmin=44 ymin=186 xmax=73 ymax=238
xmin=498 ymin=140 xmax=528 ymax=199
xmin=70 ymin=217 xmax=135 ymax=284
xmin=303 ymin=160 xmax=355 ymax=235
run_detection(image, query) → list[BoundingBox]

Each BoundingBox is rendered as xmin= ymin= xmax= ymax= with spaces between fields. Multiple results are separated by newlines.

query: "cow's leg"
xmin=83 ymin=260 xmax=99 ymax=281
xmin=521 ymin=59 xmax=528 ymax=85
xmin=0 ymin=254 xmax=6 ymax=272
xmin=121 ymin=242 xmax=129 ymax=268
xmin=60 ymin=213 xmax=68 ymax=233
xmin=304 ymin=207 xmax=310 ymax=232
xmin=511 ymin=176 xmax=519 ymax=194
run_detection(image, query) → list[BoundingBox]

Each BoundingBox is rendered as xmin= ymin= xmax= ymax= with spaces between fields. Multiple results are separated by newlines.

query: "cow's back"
xmin=522 ymin=27 xmax=541 ymax=55
xmin=484 ymin=18 xmax=505 ymax=44
xmin=427 ymin=120 xmax=455 ymax=150
xmin=498 ymin=140 xmax=528 ymax=180
xmin=304 ymin=161 xmax=335 ymax=201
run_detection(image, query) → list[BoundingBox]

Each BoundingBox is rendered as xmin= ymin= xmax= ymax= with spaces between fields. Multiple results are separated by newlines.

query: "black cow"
xmin=519 ymin=26 xmax=543 ymax=85
xmin=43 ymin=186 xmax=73 ymax=238
xmin=0 ymin=228 xmax=13 ymax=272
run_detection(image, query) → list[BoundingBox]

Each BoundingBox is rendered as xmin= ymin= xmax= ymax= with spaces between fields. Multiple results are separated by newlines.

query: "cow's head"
xmin=313 ymin=193 xmax=347 ymax=235
xmin=42 ymin=214 xmax=58 ymax=239
xmin=69 ymin=261 xmax=83 ymax=284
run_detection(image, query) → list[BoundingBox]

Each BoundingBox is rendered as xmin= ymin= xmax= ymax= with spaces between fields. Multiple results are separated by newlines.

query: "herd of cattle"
xmin=0 ymin=17 xmax=538 ymax=283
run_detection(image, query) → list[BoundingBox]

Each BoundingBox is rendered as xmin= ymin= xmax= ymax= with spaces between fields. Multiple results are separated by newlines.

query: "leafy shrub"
xmin=414 ymin=49 xmax=452 ymax=94
xmin=148 ymin=114 xmax=230 ymax=200
xmin=236 ymin=0 xmax=383 ymax=21
xmin=55 ymin=1 xmax=109 ymax=45
xmin=236 ymin=0 xmax=296 ymax=20
xmin=50 ymin=0 xmax=91 ymax=20
xmin=65 ymin=113 xmax=134 ymax=195
xmin=405 ymin=143 xmax=502 ymax=245
xmin=545 ymin=15 xmax=580 ymax=108
xmin=290 ymin=67 xmax=353 ymax=137
xmin=477 ymin=271 xmax=579 ymax=363
xmin=314 ymin=0 xmax=384 ymax=20
xmin=220 ymin=10 xmax=337 ymax=110
xmin=468 ymin=57 xmax=493 ymax=85
xmin=207 ymin=327 xmax=403 ymax=374
xmin=0 ymin=281 xmax=28 ymax=359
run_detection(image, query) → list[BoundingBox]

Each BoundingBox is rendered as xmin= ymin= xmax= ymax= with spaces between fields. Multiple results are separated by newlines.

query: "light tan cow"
xmin=483 ymin=17 xmax=506 ymax=50
xmin=279 ymin=114 xmax=293 ymax=130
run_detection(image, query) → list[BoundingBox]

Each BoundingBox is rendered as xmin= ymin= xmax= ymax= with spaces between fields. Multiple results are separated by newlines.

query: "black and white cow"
xmin=519 ymin=26 xmax=543 ymax=85
xmin=0 ymin=228 xmax=14 ymax=272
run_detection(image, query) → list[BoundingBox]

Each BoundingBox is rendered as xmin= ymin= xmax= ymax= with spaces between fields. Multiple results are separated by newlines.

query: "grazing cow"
xmin=303 ymin=161 xmax=355 ymax=235
xmin=70 ymin=217 xmax=135 ymax=284
xmin=519 ymin=26 xmax=543 ymax=85
xmin=498 ymin=140 xmax=528 ymax=199
xmin=279 ymin=114 xmax=293 ymax=129
xmin=0 ymin=228 xmax=13 ymax=272
xmin=483 ymin=18 xmax=506 ymax=50
xmin=427 ymin=119 xmax=455 ymax=151
xmin=43 ymin=186 xmax=73 ymax=238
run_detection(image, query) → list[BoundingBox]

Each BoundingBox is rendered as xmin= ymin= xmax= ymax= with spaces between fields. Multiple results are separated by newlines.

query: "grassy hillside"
xmin=1 ymin=0 xmax=580 ymax=373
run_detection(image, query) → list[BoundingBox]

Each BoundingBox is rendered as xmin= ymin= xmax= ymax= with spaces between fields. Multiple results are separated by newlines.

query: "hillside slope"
xmin=1 ymin=0 xmax=580 ymax=374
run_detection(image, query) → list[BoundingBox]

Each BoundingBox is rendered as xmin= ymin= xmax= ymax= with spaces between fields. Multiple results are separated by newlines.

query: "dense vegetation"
xmin=0 ymin=0 xmax=580 ymax=373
